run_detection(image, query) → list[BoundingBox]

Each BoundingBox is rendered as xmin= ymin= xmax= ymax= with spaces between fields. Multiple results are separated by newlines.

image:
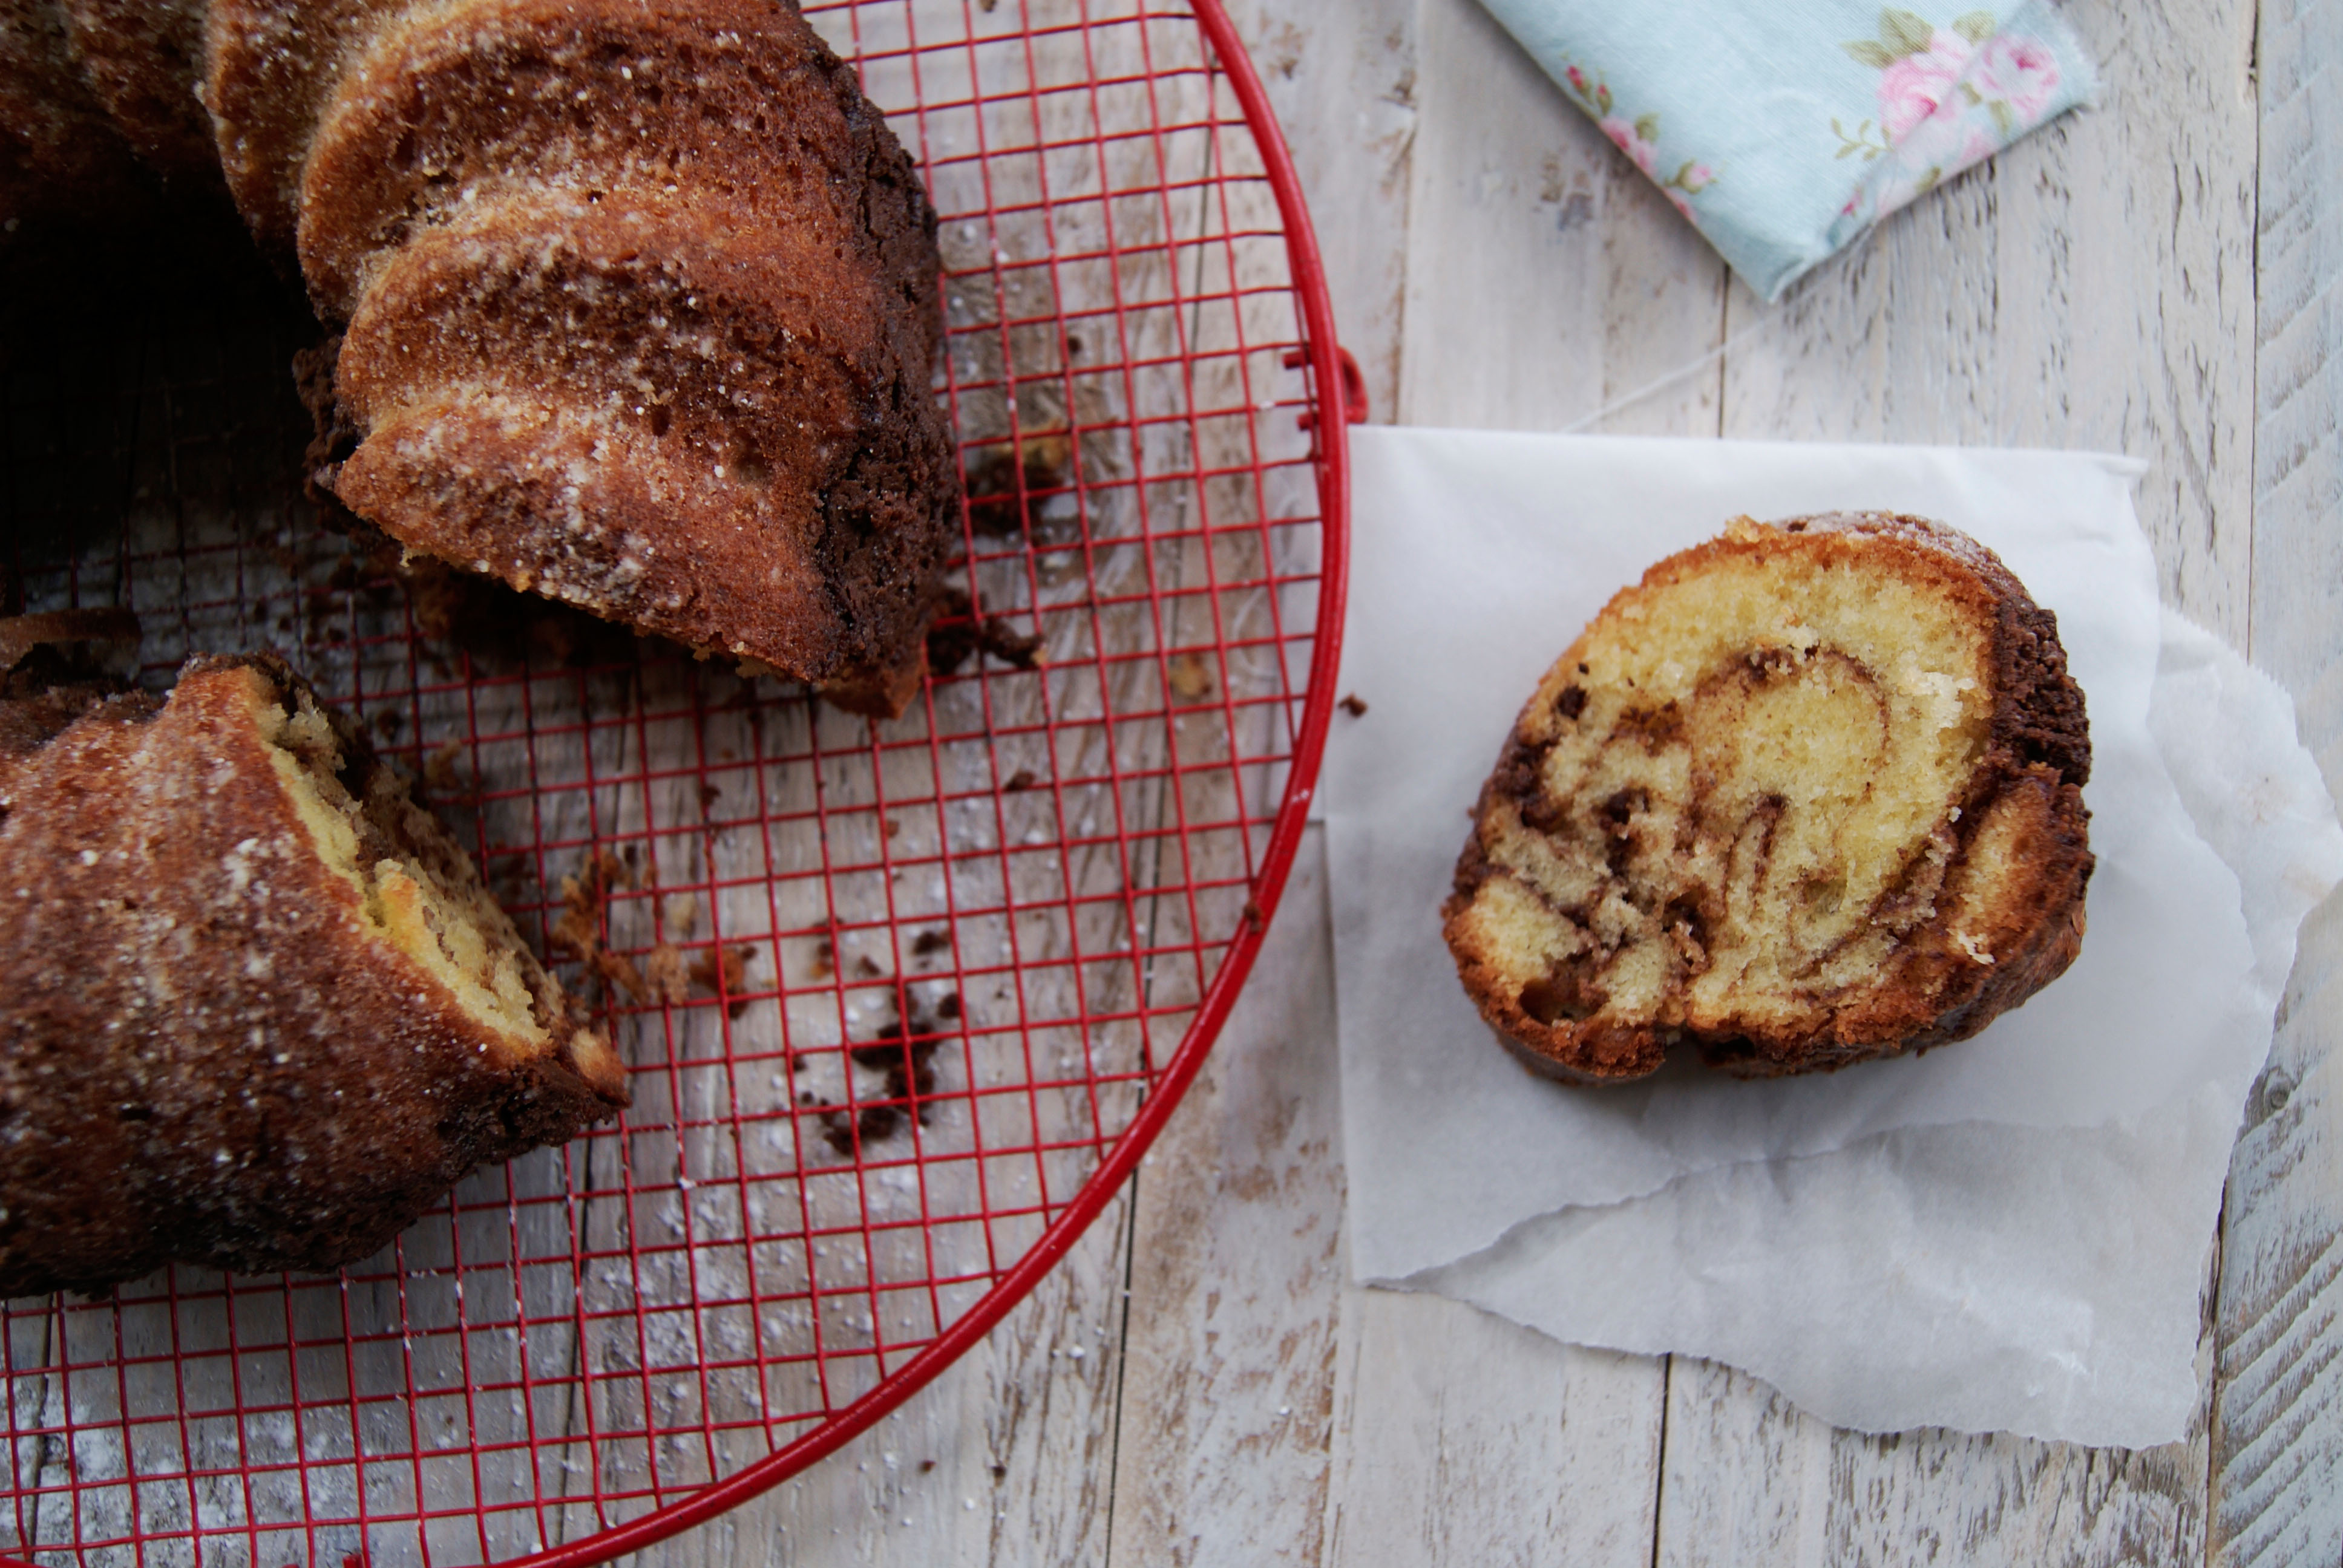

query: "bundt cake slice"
xmin=1443 ymin=513 xmax=2092 ymax=1083
xmin=0 ymin=648 xmax=626 ymax=1297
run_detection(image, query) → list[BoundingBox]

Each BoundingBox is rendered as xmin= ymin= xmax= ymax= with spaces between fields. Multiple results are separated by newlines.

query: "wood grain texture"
xmin=1657 ymin=1343 xmax=2214 ymax=1568
xmin=651 ymin=1200 xmax=1134 ymax=1566
xmin=1101 ymin=836 xmax=1344 ymax=1568
xmin=1657 ymin=1 xmax=2255 ymax=1557
xmin=1323 ymin=1298 xmax=1663 ymax=1568
xmin=1214 ymin=0 xmax=1420 ymax=425
xmin=1717 ymin=0 xmax=2258 ymax=636
xmin=1395 ymin=0 xmax=1726 ymax=435
xmin=2213 ymin=2 xmax=2343 ymax=1563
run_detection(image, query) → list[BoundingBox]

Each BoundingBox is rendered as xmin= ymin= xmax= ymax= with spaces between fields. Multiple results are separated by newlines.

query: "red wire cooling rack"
xmin=0 ymin=2 xmax=1351 ymax=1562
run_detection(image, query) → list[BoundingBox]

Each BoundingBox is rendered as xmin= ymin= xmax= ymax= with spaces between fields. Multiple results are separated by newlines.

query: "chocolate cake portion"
xmin=0 ymin=651 xmax=626 ymax=1298
xmin=1443 ymin=513 xmax=2093 ymax=1083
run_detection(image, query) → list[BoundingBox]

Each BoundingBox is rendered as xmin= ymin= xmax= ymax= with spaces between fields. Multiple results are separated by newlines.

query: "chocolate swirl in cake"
xmin=1443 ymin=512 xmax=2093 ymax=1083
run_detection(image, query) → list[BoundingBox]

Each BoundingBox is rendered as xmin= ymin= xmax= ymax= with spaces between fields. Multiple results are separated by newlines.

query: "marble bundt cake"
xmin=1 ymin=0 xmax=957 ymax=716
xmin=1444 ymin=512 xmax=2092 ymax=1083
xmin=0 ymin=647 xmax=627 ymax=1297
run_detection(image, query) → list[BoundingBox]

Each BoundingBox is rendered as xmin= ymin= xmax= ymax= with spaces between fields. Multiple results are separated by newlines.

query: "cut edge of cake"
xmin=1442 ymin=512 xmax=2094 ymax=1085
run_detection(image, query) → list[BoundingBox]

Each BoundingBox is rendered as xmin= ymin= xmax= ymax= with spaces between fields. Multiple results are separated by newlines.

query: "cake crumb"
xmin=689 ymin=942 xmax=757 ymax=1017
xmin=1168 ymin=653 xmax=1215 ymax=703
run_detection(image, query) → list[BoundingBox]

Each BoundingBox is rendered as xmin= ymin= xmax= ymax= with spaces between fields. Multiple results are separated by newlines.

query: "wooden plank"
xmin=1323 ymin=1299 xmax=1663 ymax=1568
xmin=1395 ymin=0 xmax=1728 ymax=435
xmin=1094 ymin=7 xmax=1407 ymax=1559
xmin=1662 ymin=0 xmax=2258 ymax=1557
xmin=2212 ymin=0 xmax=2343 ymax=1562
xmin=649 ymin=1200 xmax=1136 ymax=1566
xmin=1299 ymin=4 xmax=1736 ymax=1562
xmin=1101 ymin=835 xmax=1345 ymax=1567
xmin=1213 ymin=0 xmax=1420 ymax=424
xmin=1657 ymin=1354 xmax=2215 ymax=1568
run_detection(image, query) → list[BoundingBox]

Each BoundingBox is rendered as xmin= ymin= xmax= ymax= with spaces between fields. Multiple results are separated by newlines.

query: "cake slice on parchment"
xmin=1443 ymin=512 xmax=2092 ymax=1083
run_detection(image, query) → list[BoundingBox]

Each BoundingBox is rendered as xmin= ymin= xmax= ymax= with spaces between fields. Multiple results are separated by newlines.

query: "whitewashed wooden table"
xmin=641 ymin=2 xmax=2343 ymax=1561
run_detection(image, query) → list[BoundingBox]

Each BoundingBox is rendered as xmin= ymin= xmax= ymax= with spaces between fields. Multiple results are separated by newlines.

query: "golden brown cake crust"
xmin=1443 ymin=512 xmax=2093 ymax=1084
xmin=275 ymin=0 xmax=958 ymax=709
xmin=0 ymin=653 xmax=626 ymax=1297
xmin=10 ymin=0 xmax=960 ymax=717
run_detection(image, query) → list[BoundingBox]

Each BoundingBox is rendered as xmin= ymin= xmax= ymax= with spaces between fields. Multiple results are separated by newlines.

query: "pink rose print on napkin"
xmin=1876 ymin=30 xmax=1974 ymax=137
xmin=1833 ymin=9 xmax=2067 ymax=223
xmin=1599 ymin=116 xmax=1660 ymax=175
xmin=1563 ymin=65 xmax=1718 ymax=221
xmin=1972 ymin=32 xmax=2060 ymax=122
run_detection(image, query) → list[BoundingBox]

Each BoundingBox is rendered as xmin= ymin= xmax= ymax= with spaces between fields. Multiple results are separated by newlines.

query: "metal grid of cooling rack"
xmin=0 ymin=1 xmax=1350 ymax=1563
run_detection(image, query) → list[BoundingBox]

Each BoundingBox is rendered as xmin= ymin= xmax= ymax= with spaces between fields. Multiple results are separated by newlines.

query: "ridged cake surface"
xmin=0 ymin=653 xmax=627 ymax=1297
xmin=3 ymin=0 xmax=957 ymax=713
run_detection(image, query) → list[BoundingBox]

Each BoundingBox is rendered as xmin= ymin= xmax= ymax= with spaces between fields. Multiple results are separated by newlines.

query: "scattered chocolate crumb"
xmin=963 ymin=434 xmax=1072 ymax=540
xmin=1241 ymin=898 xmax=1265 ymax=932
xmin=926 ymin=588 xmax=1047 ymax=675
xmin=1003 ymin=768 xmax=1038 ymax=792
xmin=911 ymin=929 xmax=952 ymax=958
xmin=802 ymin=1089 xmax=906 ymax=1156
xmin=853 ymin=954 xmax=884 ymax=978
xmin=810 ymin=936 xmax=836 ymax=980
xmin=936 ymin=990 xmax=962 ymax=1020
xmin=827 ymin=990 xmax=958 ymax=1151
xmin=1168 ymin=653 xmax=1215 ymax=703
xmin=851 ymin=1104 xmax=900 ymax=1145
xmin=1338 ymin=693 xmax=1368 ymax=717
xmin=698 ymin=783 xmax=723 ymax=813
xmin=919 ymin=1460 xmax=936 ymax=1474
xmin=980 ymin=618 xmax=1044 ymax=670
xmin=989 ymin=1464 xmax=1007 ymax=1481
xmin=883 ymin=816 xmax=902 ymax=839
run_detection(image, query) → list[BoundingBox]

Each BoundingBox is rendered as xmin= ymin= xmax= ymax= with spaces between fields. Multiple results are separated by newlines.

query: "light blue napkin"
xmin=1476 ymin=2 xmax=2098 ymax=298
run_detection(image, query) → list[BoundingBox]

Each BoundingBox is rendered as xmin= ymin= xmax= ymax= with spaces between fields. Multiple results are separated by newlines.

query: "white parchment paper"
xmin=1327 ymin=428 xmax=2343 ymax=1444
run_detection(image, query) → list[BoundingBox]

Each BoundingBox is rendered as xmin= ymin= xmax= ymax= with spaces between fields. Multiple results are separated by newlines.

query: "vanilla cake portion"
xmin=1443 ymin=513 xmax=2093 ymax=1083
xmin=0 ymin=653 xmax=626 ymax=1297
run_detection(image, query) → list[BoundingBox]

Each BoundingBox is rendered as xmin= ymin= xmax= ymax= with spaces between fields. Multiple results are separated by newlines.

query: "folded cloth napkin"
xmin=1328 ymin=428 xmax=2343 ymax=1444
xmin=1475 ymin=1 xmax=2099 ymax=298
